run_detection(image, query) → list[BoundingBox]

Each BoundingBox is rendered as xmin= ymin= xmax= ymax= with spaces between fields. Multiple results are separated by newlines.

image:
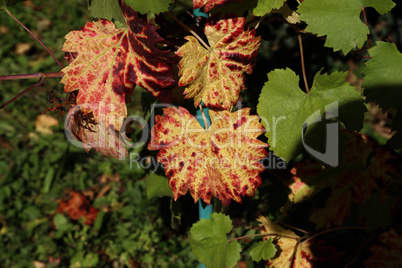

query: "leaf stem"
xmin=302 ymin=226 xmax=366 ymax=243
xmin=362 ymin=8 xmax=372 ymax=48
xmin=165 ymin=12 xmax=210 ymax=50
xmin=298 ymin=33 xmax=310 ymax=94
xmin=227 ymin=232 xmax=300 ymax=242
xmin=198 ymin=104 xmax=209 ymax=129
xmin=5 ymin=9 xmax=64 ymax=69
xmin=0 ymin=77 xmax=45 ymax=109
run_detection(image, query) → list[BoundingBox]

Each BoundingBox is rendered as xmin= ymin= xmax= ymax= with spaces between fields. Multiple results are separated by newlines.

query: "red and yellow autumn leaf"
xmin=364 ymin=229 xmax=402 ymax=268
xmin=257 ymin=216 xmax=313 ymax=267
xmin=193 ymin=0 xmax=242 ymax=12
xmin=288 ymin=159 xmax=323 ymax=203
xmin=66 ymin=106 xmax=128 ymax=160
xmin=148 ymin=106 xmax=267 ymax=205
xmin=55 ymin=191 xmax=99 ymax=225
xmin=177 ymin=17 xmax=260 ymax=110
xmin=61 ymin=1 xmax=176 ymax=130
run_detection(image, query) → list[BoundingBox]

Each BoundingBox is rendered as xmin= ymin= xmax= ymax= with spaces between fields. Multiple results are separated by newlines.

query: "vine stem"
xmin=165 ymin=12 xmax=211 ymax=50
xmin=5 ymin=8 xmax=64 ymax=69
xmin=280 ymin=222 xmax=310 ymax=235
xmin=227 ymin=232 xmax=300 ymax=242
xmin=0 ymin=71 xmax=64 ymax=81
xmin=198 ymin=104 xmax=209 ymax=129
xmin=362 ymin=8 xmax=372 ymax=48
xmin=298 ymin=33 xmax=310 ymax=94
xmin=302 ymin=226 xmax=366 ymax=243
xmin=0 ymin=77 xmax=45 ymax=109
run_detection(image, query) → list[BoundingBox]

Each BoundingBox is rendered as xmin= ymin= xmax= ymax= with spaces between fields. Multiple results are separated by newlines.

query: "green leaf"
xmin=89 ymin=0 xmax=125 ymax=24
xmin=253 ymin=0 xmax=285 ymax=16
xmin=361 ymin=0 xmax=396 ymax=15
xmin=189 ymin=213 xmax=241 ymax=268
xmin=362 ymin=41 xmax=402 ymax=148
xmin=363 ymin=42 xmax=402 ymax=111
xmin=53 ymin=213 xmax=71 ymax=232
xmin=0 ymin=0 xmax=25 ymax=10
xmin=125 ymin=0 xmax=172 ymax=14
xmin=146 ymin=172 xmax=172 ymax=199
xmin=83 ymin=253 xmax=99 ymax=267
xmin=42 ymin=167 xmax=55 ymax=193
xmin=257 ymin=68 xmax=366 ymax=162
xmin=249 ymin=238 xmax=277 ymax=262
xmin=298 ymin=0 xmax=395 ymax=54
xmin=93 ymin=210 xmax=104 ymax=231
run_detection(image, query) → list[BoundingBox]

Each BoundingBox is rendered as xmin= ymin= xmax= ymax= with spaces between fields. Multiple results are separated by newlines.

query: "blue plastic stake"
xmin=194 ymin=7 xmax=210 ymax=267
xmin=193 ymin=8 xmax=209 ymax=18
xmin=196 ymin=104 xmax=212 ymax=268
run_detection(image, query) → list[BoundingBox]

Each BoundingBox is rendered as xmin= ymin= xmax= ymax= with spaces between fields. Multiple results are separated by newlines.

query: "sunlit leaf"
xmin=298 ymin=0 xmax=395 ymax=54
xmin=148 ymin=106 xmax=267 ymax=205
xmin=257 ymin=68 xmax=365 ymax=163
xmin=253 ymin=0 xmax=285 ymax=16
xmin=61 ymin=2 xmax=176 ymax=130
xmin=249 ymin=238 xmax=277 ymax=262
xmin=177 ymin=17 xmax=260 ymax=110
xmin=189 ymin=213 xmax=241 ymax=268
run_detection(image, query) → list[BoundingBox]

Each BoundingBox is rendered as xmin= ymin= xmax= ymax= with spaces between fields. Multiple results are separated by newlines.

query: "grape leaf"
xmin=146 ymin=172 xmax=172 ymax=199
xmin=61 ymin=2 xmax=176 ymax=130
xmin=89 ymin=0 xmax=125 ymax=24
xmin=288 ymin=159 xmax=323 ymax=203
xmin=0 ymin=0 xmax=24 ymax=10
xmin=177 ymin=17 xmax=261 ymax=110
xmin=360 ymin=0 xmax=396 ymax=15
xmin=257 ymin=216 xmax=312 ymax=267
xmin=147 ymin=106 xmax=267 ymax=205
xmin=362 ymin=41 xmax=402 ymax=148
xmin=249 ymin=238 xmax=277 ymax=262
xmin=293 ymin=241 xmax=313 ymax=268
xmin=193 ymin=0 xmax=242 ymax=12
xmin=66 ymin=106 xmax=128 ymax=160
xmin=364 ymin=229 xmax=402 ymax=268
xmin=125 ymin=0 xmax=172 ymax=14
xmin=253 ymin=0 xmax=285 ymax=16
xmin=257 ymin=68 xmax=366 ymax=163
xmin=306 ymin=131 xmax=398 ymax=229
xmin=258 ymin=216 xmax=338 ymax=267
xmin=298 ymin=0 xmax=395 ymax=54
xmin=257 ymin=216 xmax=297 ymax=238
xmin=274 ymin=3 xmax=300 ymax=24
xmin=189 ymin=212 xmax=241 ymax=268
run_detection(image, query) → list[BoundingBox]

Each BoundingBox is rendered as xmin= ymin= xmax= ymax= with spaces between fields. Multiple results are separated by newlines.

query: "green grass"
xmin=0 ymin=1 xmax=197 ymax=267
